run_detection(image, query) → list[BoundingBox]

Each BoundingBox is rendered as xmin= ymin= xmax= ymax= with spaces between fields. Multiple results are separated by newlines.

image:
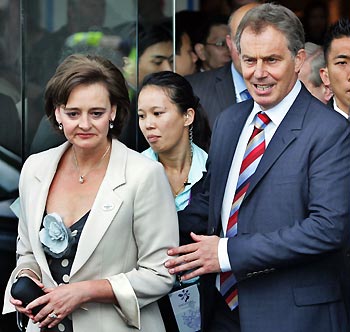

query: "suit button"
xmin=208 ymin=227 xmax=215 ymax=235
xmin=247 ymin=273 xmax=253 ymax=278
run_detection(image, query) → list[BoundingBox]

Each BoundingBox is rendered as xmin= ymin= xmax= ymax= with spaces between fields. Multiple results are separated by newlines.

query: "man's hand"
xmin=165 ymin=232 xmax=221 ymax=281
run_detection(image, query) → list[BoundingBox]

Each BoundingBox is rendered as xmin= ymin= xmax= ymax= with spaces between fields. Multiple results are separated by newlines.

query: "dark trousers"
xmin=207 ymin=290 xmax=241 ymax=332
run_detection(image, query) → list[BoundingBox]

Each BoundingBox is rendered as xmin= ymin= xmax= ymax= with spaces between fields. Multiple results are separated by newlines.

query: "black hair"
xmin=138 ymin=20 xmax=172 ymax=57
xmin=139 ymin=71 xmax=211 ymax=152
xmin=323 ymin=18 xmax=350 ymax=63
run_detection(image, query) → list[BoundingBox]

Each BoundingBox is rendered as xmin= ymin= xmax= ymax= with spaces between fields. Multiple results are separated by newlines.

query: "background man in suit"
xmin=320 ymin=18 xmax=350 ymax=119
xmin=298 ymin=42 xmax=333 ymax=104
xmin=166 ymin=4 xmax=350 ymax=332
xmin=186 ymin=2 xmax=260 ymax=128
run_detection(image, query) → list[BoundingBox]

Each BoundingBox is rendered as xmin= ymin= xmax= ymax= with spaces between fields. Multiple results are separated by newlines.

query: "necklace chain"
xmin=72 ymin=144 xmax=111 ymax=184
xmin=171 ymin=176 xmax=189 ymax=197
xmin=169 ymin=144 xmax=193 ymax=197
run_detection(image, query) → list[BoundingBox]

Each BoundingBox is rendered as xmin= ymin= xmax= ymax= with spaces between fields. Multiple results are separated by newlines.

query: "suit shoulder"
xmin=307 ymin=97 xmax=349 ymax=130
xmin=185 ymin=64 xmax=228 ymax=85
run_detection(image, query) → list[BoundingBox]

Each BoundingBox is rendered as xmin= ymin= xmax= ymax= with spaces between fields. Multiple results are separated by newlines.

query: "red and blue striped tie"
xmin=220 ymin=112 xmax=271 ymax=310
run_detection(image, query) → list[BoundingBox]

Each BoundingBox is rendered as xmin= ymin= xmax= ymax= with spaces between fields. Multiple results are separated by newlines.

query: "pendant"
xmin=79 ymin=175 xmax=84 ymax=184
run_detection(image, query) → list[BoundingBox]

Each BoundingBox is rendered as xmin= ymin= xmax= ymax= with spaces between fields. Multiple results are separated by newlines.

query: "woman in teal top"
xmin=138 ymin=71 xmax=211 ymax=212
xmin=138 ymin=71 xmax=211 ymax=332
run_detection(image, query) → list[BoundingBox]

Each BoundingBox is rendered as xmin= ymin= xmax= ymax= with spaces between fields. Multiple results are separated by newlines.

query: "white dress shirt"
xmin=333 ymin=99 xmax=349 ymax=119
xmin=218 ymin=80 xmax=302 ymax=272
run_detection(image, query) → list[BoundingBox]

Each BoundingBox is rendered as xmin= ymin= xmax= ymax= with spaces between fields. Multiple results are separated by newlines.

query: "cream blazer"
xmin=3 ymin=139 xmax=179 ymax=331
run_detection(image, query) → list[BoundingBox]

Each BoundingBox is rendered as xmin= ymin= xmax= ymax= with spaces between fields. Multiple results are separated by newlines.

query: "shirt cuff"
xmin=218 ymin=237 xmax=232 ymax=272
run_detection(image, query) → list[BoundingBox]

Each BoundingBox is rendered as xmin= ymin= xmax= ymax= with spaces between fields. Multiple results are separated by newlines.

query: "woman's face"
xmin=138 ymin=85 xmax=192 ymax=154
xmin=55 ymin=83 xmax=116 ymax=151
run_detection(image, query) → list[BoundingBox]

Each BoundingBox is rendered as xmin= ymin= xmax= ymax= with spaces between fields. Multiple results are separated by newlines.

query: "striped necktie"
xmin=220 ymin=112 xmax=271 ymax=310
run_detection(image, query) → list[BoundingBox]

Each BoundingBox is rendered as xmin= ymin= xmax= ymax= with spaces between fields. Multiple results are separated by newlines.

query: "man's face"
xmin=202 ymin=24 xmax=231 ymax=70
xmin=138 ymin=41 xmax=173 ymax=85
xmin=240 ymin=25 xmax=304 ymax=110
xmin=175 ymin=33 xmax=198 ymax=76
xmin=323 ymin=37 xmax=350 ymax=112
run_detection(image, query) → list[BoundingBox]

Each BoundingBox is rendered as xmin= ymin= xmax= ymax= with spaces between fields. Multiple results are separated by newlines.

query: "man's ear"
xmin=294 ymin=49 xmax=306 ymax=73
xmin=194 ymin=43 xmax=207 ymax=61
xmin=320 ymin=67 xmax=330 ymax=86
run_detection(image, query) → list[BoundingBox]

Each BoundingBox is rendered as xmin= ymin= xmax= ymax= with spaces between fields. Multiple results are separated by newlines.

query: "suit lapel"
xmin=70 ymin=140 xmax=126 ymax=277
xmin=212 ymin=101 xmax=252 ymax=221
xmin=244 ymin=89 xmax=307 ymax=199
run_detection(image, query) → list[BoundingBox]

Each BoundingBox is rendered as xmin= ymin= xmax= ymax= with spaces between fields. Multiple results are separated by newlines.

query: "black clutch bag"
xmin=11 ymin=276 xmax=45 ymax=315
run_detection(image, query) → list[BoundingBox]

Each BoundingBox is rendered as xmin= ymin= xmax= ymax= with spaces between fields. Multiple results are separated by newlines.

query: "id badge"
xmin=168 ymin=284 xmax=201 ymax=332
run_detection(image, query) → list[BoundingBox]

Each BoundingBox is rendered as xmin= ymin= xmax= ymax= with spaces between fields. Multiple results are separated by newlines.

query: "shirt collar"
xmin=333 ymin=99 xmax=349 ymax=119
xmin=231 ymin=62 xmax=246 ymax=96
xmin=249 ymin=80 xmax=302 ymax=127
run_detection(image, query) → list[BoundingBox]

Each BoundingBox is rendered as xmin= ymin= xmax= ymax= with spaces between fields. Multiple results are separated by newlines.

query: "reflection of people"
xmin=298 ymin=42 xmax=332 ymax=104
xmin=120 ymin=20 xmax=173 ymax=151
xmin=27 ymin=0 xmax=109 ymax=145
xmin=166 ymin=4 xmax=350 ymax=332
xmin=174 ymin=19 xmax=198 ymax=76
xmin=320 ymin=18 xmax=350 ymax=119
xmin=186 ymin=3 xmax=259 ymax=127
xmin=138 ymin=21 xmax=173 ymax=87
xmin=3 ymin=54 xmax=179 ymax=332
xmin=138 ymin=71 xmax=211 ymax=332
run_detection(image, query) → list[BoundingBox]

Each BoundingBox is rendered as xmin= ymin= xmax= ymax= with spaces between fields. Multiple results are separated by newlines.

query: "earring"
xmin=189 ymin=124 xmax=193 ymax=145
xmin=109 ymin=120 xmax=114 ymax=129
xmin=58 ymin=123 xmax=63 ymax=130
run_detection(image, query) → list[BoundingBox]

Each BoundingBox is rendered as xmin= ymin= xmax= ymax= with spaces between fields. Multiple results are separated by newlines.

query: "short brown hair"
xmin=45 ymin=54 xmax=130 ymax=138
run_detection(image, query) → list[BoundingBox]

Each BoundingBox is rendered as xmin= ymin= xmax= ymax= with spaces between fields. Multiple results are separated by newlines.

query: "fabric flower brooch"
xmin=39 ymin=213 xmax=76 ymax=258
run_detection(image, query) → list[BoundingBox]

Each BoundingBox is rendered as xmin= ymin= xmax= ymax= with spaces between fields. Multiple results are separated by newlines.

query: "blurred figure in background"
xmin=298 ymin=42 xmax=332 ymax=104
xmin=193 ymin=16 xmax=231 ymax=72
xmin=186 ymin=2 xmax=260 ymax=127
xmin=175 ymin=15 xmax=198 ymax=76
xmin=302 ymin=0 xmax=329 ymax=45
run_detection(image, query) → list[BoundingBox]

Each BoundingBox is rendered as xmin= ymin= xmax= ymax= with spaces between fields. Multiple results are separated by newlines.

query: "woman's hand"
xmin=26 ymin=282 xmax=88 ymax=329
xmin=10 ymin=274 xmax=45 ymax=320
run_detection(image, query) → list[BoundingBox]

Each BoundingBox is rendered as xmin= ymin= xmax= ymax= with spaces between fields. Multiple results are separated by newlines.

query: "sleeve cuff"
xmin=218 ymin=237 xmax=232 ymax=272
xmin=106 ymin=274 xmax=140 ymax=329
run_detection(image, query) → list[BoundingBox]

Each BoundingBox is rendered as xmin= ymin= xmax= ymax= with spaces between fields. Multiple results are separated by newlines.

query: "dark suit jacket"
xmin=186 ymin=62 xmax=236 ymax=128
xmin=180 ymin=86 xmax=350 ymax=332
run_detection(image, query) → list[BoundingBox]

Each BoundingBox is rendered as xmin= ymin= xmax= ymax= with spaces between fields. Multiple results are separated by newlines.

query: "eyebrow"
xmin=138 ymin=106 xmax=166 ymax=112
xmin=334 ymin=54 xmax=350 ymax=60
xmin=63 ymin=106 xmax=107 ymax=111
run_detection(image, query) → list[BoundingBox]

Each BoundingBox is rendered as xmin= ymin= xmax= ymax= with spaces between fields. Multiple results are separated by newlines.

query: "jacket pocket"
xmin=293 ymin=284 xmax=342 ymax=306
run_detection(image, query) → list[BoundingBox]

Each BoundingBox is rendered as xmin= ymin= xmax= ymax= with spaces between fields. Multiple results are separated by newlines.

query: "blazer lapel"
xmin=29 ymin=142 xmax=71 ymax=281
xmin=70 ymin=140 xmax=125 ymax=277
xmin=244 ymin=89 xmax=307 ymax=199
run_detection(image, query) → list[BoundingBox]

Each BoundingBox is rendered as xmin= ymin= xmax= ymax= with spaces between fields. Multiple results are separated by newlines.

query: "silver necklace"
xmin=72 ymin=144 xmax=111 ymax=184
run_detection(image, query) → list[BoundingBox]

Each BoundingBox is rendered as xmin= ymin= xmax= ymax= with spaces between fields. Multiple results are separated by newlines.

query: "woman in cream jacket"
xmin=3 ymin=54 xmax=179 ymax=332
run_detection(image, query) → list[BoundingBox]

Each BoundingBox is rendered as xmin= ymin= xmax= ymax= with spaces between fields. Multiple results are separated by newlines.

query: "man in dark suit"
xmin=185 ymin=2 xmax=259 ymax=127
xmin=320 ymin=17 xmax=350 ymax=317
xmin=166 ymin=4 xmax=350 ymax=332
xmin=320 ymin=18 xmax=350 ymax=119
